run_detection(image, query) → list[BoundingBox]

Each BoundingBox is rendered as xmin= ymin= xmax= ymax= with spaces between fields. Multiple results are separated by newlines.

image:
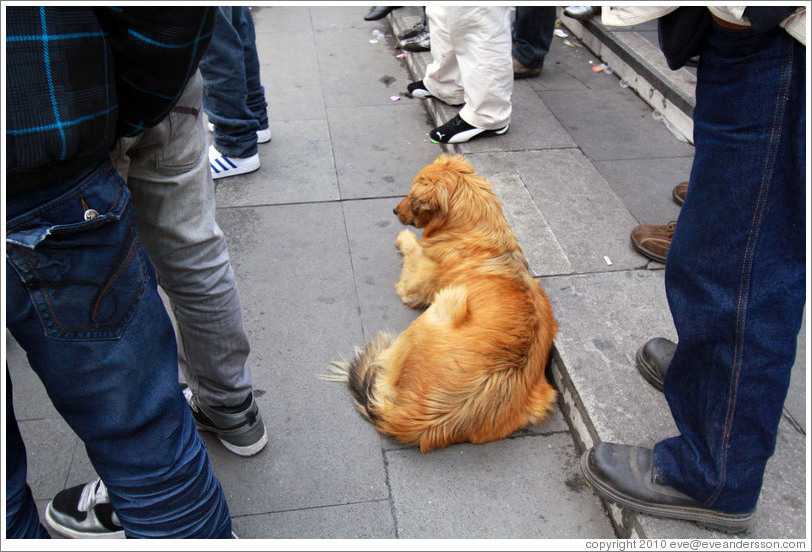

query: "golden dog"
xmin=326 ymin=154 xmax=558 ymax=452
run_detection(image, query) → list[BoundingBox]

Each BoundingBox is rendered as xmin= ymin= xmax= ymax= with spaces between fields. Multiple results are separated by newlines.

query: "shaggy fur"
xmin=325 ymin=154 xmax=558 ymax=452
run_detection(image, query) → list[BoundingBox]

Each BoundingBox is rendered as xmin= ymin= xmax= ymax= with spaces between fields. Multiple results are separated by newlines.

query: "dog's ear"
xmin=409 ymin=177 xmax=449 ymax=227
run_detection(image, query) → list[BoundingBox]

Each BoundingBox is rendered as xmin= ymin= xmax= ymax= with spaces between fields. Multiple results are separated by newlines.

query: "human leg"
xmin=235 ymin=7 xmax=269 ymax=134
xmin=451 ymin=7 xmax=513 ymax=130
xmin=199 ymin=6 xmax=259 ymax=159
xmin=655 ymin=23 xmax=806 ymax=514
xmin=115 ymin=72 xmax=266 ymax=456
xmin=512 ymin=6 xmax=557 ymax=71
xmin=6 ymin=160 xmax=232 ymax=538
xmin=580 ymin=23 xmax=806 ymax=532
xmin=421 ymin=5 xmax=465 ymax=106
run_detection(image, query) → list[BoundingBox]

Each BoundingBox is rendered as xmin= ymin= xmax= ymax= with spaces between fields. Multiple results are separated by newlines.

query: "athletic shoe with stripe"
xmin=209 ymin=145 xmax=260 ymax=179
xmin=429 ymin=114 xmax=509 ymax=144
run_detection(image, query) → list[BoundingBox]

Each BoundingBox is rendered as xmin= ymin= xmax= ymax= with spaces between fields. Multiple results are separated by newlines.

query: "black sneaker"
xmin=45 ymin=479 xmax=124 ymax=539
xmin=429 ymin=114 xmax=509 ymax=144
xmin=181 ymin=384 xmax=268 ymax=457
xmin=407 ymin=80 xmax=434 ymax=99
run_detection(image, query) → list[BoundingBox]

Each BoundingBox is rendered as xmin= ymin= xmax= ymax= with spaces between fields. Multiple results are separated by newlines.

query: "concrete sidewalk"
xmin=6 ymin=5 xmax=806 ymax=542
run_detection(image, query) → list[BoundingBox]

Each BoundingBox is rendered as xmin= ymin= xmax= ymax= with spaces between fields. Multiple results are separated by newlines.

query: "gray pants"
xmin=114 ymin=71 xmax=253 ymax=408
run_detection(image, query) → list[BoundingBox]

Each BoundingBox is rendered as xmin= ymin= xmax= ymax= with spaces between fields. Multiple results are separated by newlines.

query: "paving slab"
xmin=213 ymin=202 xmax=390 ymax=516
xmin=328 ymin=103 xmax=438 ymax=200
xmin=594 ymin=156 xmax=692 ymax=226
xmin=468 ymin=150 xmax=644 ymax=274
xmin=540 ymin=86 xmax=695 ymax=162
xmin=255 ymin=30 xmax=327 ymax=123
xmin=213 ymin=118 xmax=339 ymax=207
xmin=387 ymin=434 xmax=615 ymax=539
xmin=232 ymin=500 xmax=397 ymax=539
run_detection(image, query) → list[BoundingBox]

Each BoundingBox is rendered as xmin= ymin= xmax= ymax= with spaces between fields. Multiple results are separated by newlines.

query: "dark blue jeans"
xmin=6 ymin=158 xmax=232 ymax=538
xmin=654 ymin=22 xmax=806 ymax=514
xmin=199 ymin=6 xmax=268 ymax=158
xmin=512 ymin=6 xmax=557 ymax=70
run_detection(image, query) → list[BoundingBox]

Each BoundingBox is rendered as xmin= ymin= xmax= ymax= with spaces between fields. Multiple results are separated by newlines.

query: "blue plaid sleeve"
xmin=94 ymin=7 xmax=215 ymax=137
xmin=6 ymin=7 xmax=118 ymax=181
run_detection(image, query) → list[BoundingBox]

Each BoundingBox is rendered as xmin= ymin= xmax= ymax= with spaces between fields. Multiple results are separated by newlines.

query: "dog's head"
xmin=394 ymin=154 xmax=477 ymax=230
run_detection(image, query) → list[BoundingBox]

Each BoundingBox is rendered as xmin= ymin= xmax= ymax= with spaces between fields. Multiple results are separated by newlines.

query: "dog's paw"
xmin=396 ymin=229 xmax=419 ymax=254
xmin=395 ymin=283 xmax=426 ymax=309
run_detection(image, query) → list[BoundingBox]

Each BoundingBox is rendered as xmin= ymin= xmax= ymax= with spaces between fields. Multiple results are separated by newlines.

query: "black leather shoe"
xmin=398 ymin=31 xmax=430 ymax=52
xmin=397 ymin=21 xmax=426 ymax=41
xmin=364 ymin=6 xmax=397 ymax=21
xmin=581 ymin=443 xmax=754 ymax=533
xmin=563 ymin=6 xmax=601 ymax=21
xmin=635 ymin=337 xmax=675 ymax=392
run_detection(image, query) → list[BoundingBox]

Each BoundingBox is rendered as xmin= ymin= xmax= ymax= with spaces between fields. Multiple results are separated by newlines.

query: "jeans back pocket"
xmin=6 ymin=165 xmax=150 ymax=341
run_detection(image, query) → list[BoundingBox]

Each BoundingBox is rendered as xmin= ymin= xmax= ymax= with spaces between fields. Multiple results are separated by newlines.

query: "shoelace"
xmin=665 ymin=220 xmax=677 ymax=236
xmin=78 ymin=478 xmax=109 ymax=512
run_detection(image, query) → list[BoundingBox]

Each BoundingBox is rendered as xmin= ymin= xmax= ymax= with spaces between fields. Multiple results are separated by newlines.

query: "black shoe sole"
xmin=580 ymin=451 xmax=753 ymax=534
xmin=635 ymin=343 xmax=665 ymax=392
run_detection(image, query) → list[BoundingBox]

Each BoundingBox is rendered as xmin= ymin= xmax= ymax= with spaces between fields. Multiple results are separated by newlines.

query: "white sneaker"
xmin=209 ymin=145 xmax=260 ymax=179
xmin=208 ymin=122 xmax=271 ymax=144
xmin=256 ymin=127 xmax=272 ymax=144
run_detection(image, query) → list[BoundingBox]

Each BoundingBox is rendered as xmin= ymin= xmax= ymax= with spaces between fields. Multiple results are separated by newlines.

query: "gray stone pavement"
xmin=5 ymin=5 xmax=806 ymax=542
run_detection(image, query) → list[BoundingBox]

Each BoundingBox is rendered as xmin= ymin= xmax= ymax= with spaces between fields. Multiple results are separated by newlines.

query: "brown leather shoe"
xmin=513 ymin=57 xmax=542 ymax=79
xmin=672 ymin=181 xmax=688 ymax=206
xmin=631 ymin=221 xmax=676 ymax=263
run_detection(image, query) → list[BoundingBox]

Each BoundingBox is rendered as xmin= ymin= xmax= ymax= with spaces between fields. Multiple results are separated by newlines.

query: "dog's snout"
xmin=393 ymin=207 xmax=398 ymax=215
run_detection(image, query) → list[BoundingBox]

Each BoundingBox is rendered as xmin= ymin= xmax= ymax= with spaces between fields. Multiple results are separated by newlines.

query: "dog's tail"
xmin=321 ymin=332 xmax=396 ymax=423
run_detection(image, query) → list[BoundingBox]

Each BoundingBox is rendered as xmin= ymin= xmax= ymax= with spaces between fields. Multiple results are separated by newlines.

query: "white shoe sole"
xmin=218 ymin=426 xmax=268 ymax=457
xmin=445 ymin=124 xmax=510 ymax=144
xmin=45 ymin=504 xmax=125 ymax=539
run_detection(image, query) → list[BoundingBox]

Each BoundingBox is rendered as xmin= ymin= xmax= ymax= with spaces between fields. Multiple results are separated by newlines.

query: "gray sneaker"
xmin=181 ymin=384 xmax=268 ymax=457
xmin=45 ymin=479 xmax=124 ymax=538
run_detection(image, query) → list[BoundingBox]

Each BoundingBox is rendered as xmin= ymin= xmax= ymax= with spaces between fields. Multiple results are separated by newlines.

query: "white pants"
xmin=423 ymin=6 xmax=513 ymax=129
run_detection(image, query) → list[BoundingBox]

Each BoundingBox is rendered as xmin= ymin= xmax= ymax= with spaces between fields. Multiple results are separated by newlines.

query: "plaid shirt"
xmin=6 ymin=6 xmax=214 ymax=194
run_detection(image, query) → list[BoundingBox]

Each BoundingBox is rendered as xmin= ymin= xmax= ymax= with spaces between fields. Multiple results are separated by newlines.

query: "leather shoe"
xmin=513 ymin=57 xmax=542 ymax=79
xmin=635 ymin=338 xmax=675 ymax=391
xmin=397 ymin=21 xmax=426 ymax=41
xmin=673 ymin=181 xmax=688 ymax=206
xmin=398 ymin=31 xmax=430 ymax=52
xmin=581 ymin=443 xmax=754 ymax=533
xmin=630 ymin=221 xmax=676 ymax=263
xmin=563 ymin=6 xmax=601 ymax=21
xmin=364 ymin=6 xmax=397 ymax=21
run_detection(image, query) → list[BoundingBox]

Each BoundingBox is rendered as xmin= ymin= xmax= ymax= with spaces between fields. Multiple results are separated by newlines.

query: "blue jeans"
xmin=654 ymin=22 xmax=806 ymax=514
xmin=6 ymin=159 xmax=232 ymax=538
xmin=199 ymin=6 xmax=268 ymax=158
xmin=512 ymin=6 xmax=557 ymax=70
